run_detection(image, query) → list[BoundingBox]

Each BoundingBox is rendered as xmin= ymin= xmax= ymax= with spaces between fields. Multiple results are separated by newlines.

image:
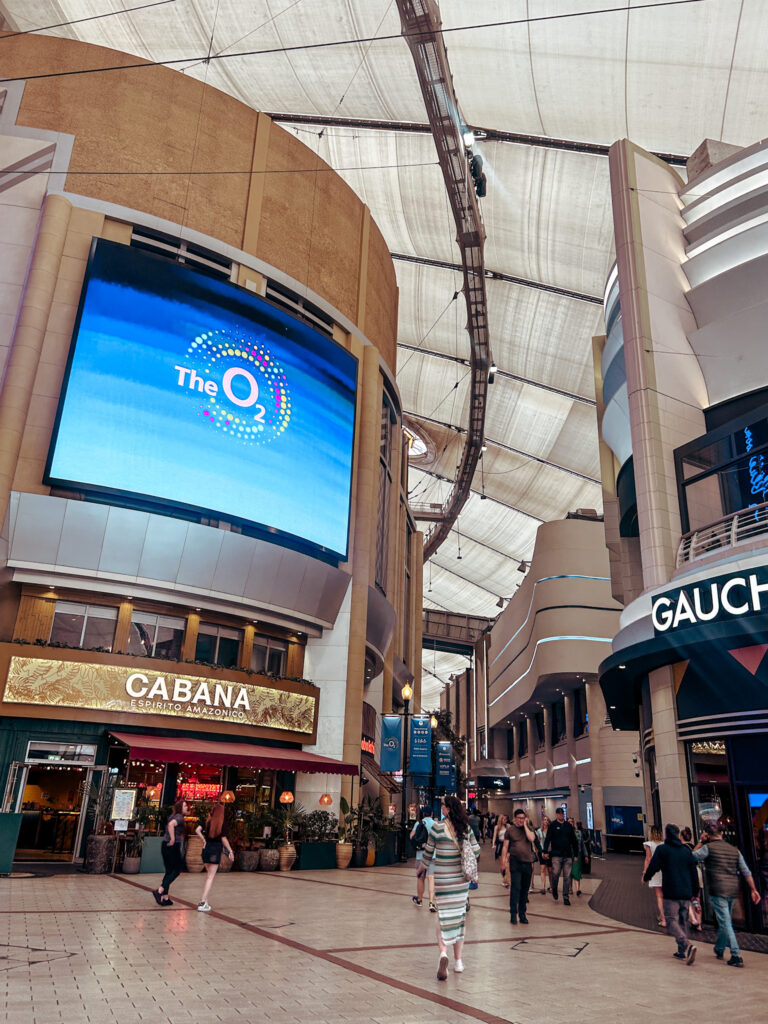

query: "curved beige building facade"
xmin=0 ymin=35 xmax=420 ymax=860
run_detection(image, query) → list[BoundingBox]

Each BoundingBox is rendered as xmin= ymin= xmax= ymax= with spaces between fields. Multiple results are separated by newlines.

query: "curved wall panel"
xmin=3 ymin=34 xmax=398 ymax=371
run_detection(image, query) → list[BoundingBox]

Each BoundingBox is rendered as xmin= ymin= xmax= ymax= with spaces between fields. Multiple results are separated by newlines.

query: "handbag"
xmin=688 ymin=897 xmax=702 ymax=928
xmin=446 ymin=821 xmax=479 ymax=884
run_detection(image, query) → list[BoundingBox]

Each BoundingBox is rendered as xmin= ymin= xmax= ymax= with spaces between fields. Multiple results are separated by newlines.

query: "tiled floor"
xmin=0 ymin=861 xmax=764 ymax=1024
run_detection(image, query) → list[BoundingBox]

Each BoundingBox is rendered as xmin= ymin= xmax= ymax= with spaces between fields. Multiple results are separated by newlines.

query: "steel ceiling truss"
xmin=396 ymin=0 xmax=490 ymax=561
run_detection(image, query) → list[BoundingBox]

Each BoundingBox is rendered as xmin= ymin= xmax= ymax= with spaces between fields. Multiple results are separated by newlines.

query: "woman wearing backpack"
xmin=410 ymin=807 xmax=436 ymax=910
xmin=421 ymin=795 xmax=481 ymax=980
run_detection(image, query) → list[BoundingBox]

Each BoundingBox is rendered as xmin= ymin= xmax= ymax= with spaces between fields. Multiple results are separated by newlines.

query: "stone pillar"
xmin=648 ymin=665 xmax=689 ymax=828
xmin=0 ymin=194 xmax=72 ymax=524
xmin=340 ymin=346 xmax=381 ymax=805
xmin=585 ymin=682 xmax=605 ymax=831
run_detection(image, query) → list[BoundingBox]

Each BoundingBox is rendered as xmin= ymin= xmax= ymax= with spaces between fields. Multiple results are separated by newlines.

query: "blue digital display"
xmin=46 ymin=239 xmax=357 ymax=558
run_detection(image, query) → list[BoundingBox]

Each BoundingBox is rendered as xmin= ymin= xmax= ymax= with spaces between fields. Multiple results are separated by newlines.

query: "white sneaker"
xmin=197 ymin=902 xmax=211 ymax=912
xmin=454 ymin=959 xmax=465 ymax=973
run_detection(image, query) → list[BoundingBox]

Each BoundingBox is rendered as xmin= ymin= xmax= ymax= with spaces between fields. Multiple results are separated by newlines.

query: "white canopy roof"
xmin=5 ymin=0 xmax=768 ymax=708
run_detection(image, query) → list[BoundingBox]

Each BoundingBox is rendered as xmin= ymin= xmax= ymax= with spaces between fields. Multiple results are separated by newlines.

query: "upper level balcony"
xmin=676 ymin=500 xmax=768 ymax=570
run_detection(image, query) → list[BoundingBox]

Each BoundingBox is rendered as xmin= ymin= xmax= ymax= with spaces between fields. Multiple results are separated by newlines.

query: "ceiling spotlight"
xmin=481 ymin=443 xmax=487 ymax=452
xmin=488 ymin=362 xmax=497 ymax=384
xmin=496 ymin=596 xmax=504 ymax=608
xmin=517 ymin=560 xmax=528 ymax=573
xmin=462 ymin=128 xmax=475 ymax=148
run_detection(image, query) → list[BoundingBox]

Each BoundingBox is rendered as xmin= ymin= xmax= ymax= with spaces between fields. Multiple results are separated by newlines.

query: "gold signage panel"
xmin=4 ymin=656 xmax=315 ymax=734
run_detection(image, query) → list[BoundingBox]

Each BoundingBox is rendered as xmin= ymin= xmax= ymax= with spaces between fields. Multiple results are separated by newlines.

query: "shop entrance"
xmin=2 ymin=741 xmax=102 ymax=862
xmin=16 ymin=764 xmax=87 ymax=860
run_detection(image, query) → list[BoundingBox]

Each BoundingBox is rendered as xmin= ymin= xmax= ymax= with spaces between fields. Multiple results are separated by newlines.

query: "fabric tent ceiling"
xmin=5 ymin=0 xmax=768 ymax=709
xmin=109 ymin=731 xmax=358 ymax=775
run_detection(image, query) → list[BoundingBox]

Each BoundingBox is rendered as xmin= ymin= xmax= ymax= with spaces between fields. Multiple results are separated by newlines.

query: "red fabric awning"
xmin=109 ymin=731 xmax=358 ymax=776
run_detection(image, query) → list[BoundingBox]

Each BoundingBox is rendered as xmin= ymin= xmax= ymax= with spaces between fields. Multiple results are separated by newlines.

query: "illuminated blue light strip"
xmin=490 ymin=575 xmax=610 ymax=668
xmin=553 ymin=763 xmax=569 ymax=770
xmin=489 ymin=635 xmax=613 ymax=709
xmin=575 ymin=758 xmax=592 ymax=765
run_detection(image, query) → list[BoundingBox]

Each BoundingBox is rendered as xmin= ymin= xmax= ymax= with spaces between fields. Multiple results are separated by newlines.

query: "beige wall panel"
xmin=9 ymin=37 xmax=256 ymax=251
xmin=306 ymin=172 xmax=364 ymax=326
xmin=365 ymin=221 xmax=399 ymax=373
xmin=255 ymin=129 xmax=319 ymax=289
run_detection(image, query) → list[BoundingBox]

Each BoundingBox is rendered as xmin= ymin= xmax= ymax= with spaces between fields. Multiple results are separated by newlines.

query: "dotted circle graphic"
xmin=185 ymin=329 xmax=291 ymax=446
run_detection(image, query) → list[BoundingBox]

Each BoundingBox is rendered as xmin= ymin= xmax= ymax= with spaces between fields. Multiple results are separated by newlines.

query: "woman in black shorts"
xmin=195 ymin=799 xmax=234 ymax=912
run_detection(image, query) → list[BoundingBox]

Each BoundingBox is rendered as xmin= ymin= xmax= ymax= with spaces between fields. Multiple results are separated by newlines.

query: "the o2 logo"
xmin=174 ymin=328 xmax=291 ymax=446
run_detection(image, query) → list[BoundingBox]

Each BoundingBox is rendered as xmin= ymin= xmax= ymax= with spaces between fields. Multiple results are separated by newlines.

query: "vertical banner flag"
xmin=449 ymin=763 xmax=457 ymax=793
xmin=380 ymin=715 xmax=402 ymax=773
xmin=436 ymin=741 xmax=453 ymax=789
xmin=409 ymin=716 xmax=431 ymax=776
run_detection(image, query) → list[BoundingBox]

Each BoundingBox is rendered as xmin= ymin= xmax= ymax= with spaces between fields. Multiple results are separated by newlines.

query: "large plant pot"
xmin=185 ymin=834 xmax=204 ymax=872
xmin=335 ymin=842 xmax=353 ymax=870
xmin=0 ymin=813 xmax=22 ymax=875
xmin=279 ymin=843 xmax=297 ymax=871
xmin=259 ymin=848 xmax=279 ymax=871
xmin=297 ymin=841 xmax=336 ymax=870
xmin=365 ymin=848 xmax=375 ymax=867
xmin=139 ymin=836 xmax=165 ymax=873
xmin=84 ymin=834 xmax=117 ymax=874
xmin=238 ymin=850 xmax=261 ymax=872
xmin=351 ymin=845 xmax=368 ymax=868
xmin=122 ymin=855 xmax=141 ymax=874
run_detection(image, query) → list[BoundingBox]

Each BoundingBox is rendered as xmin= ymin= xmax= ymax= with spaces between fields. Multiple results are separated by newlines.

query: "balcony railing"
xmin=676 ymin=501 xmax=768 ymax=567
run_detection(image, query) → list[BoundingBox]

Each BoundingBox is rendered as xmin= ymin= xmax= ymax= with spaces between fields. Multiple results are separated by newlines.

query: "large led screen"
xmin=46 ymin=239 xmax=357 ymax=558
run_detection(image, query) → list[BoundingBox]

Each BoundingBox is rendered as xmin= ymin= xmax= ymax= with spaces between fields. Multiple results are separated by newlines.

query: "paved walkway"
xmin=0 ymin=861 xmax=764 ymax=1024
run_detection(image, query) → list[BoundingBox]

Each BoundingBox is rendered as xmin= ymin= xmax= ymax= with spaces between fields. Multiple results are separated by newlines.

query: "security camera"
xmin=634 ymin=771 xmax=640 ymax=778
xmin=632 ymin=755 xmax=638 ymax=764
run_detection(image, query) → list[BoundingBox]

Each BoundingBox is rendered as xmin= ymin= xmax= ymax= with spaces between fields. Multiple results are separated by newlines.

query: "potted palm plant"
xmin=336 ymin=797 xmax=356 ymax=869
xmin=121 ymin=827 xmax=143 ymax=873
xmin=273 ymin=801 xmax=305 ymax=870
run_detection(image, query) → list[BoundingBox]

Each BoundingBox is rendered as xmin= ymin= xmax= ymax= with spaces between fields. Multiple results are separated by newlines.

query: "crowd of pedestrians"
xmin=642 ymin=819 xmax=760 ymax=968
xmin=411 ymin=802 xmax=761 ymax=979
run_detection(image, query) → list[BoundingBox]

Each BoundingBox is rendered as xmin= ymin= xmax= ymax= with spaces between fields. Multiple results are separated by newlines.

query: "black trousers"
xmin=508 ymin=859 xmax=533 ymax=920
xmin=160 ymin=842 xmax=183 ymax=893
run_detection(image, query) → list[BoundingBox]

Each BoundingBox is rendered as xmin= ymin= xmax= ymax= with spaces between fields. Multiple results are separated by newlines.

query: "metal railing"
xmin=676 ymin=501 xmax=768 ymax=567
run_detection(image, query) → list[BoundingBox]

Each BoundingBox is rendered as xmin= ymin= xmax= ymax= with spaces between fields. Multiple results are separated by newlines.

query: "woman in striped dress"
xmin=421 ymin=795 xmax=481 ymax=980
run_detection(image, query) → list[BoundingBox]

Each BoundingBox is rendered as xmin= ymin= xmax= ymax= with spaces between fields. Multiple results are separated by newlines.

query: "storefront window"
xmin=687 ymin=740 xmax=737 ymax=842
xmin=176 ymin=763 xmax=223 ymax=803
xmin=234 ymin=767 xmax=276 ymax=813
xmin=551 ymin=699 xmax=566 ymax=745
xmin=127 ymin=612 xmax=185 ymax=659
xmin=534 ymin=711 xmax=546 ymax=749
xmin=196 ymin=623 xmax=243 ymax=668
xmin=124 ymin=759 xmax=165 ymax=809
xmin=49 ymin=601 xmax=117 ymax=651
xmin=573 ymin=687 xmax=587 ymax=737
xmin=517 ymin=720 xmax=527 ymax=757
xmin=250 ymin=636 xmax=288 ymax=676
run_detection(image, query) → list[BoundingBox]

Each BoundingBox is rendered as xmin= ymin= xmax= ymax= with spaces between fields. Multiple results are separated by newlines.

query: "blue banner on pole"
xmin=409 ymin=717 xmax=431 ymax=776
xmin=436 ymin=741 xmax=453 ymax=789
xmin=449 ymin=763 xmax=457 ymax=793
xmin=380 ymin=715 xmax=402 ymax=773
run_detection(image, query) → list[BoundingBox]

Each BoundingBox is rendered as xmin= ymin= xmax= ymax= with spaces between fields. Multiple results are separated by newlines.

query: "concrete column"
xmin=585 ymin=682 xmax=605 ymax=831
xmin=0 ymin=194 xmax=72 ymax=524
xmin=648 ymin=664 xmax=689 ymax=828
xmin=340 ymin=346 xmax=381 ymax=805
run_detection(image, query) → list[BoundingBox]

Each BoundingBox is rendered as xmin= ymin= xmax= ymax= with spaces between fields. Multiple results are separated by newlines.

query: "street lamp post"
xmin=428 ymin=713 xmax=438 ymax=814
xmin=399 ymin=683 xmax=413 ymax=861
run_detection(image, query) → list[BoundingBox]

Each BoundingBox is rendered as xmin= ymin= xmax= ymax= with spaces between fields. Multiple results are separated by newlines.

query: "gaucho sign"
xmin=651 ymin=567 xmax=768 ymax=635
xmin=2 ymin=656 xmax=316 ymax=734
